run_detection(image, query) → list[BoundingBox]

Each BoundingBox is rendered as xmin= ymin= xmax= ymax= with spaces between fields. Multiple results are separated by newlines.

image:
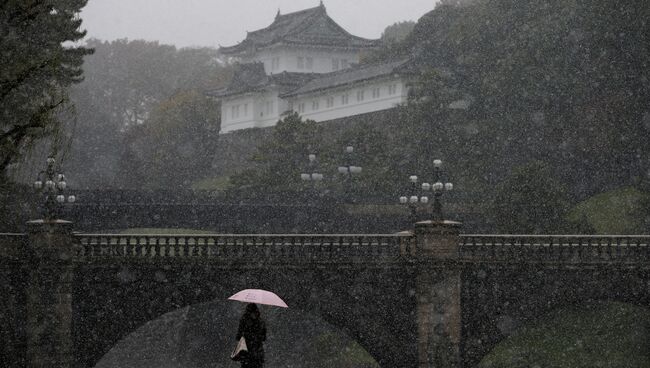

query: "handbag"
xmin=230 ymin=337 xmax=248 ymax=361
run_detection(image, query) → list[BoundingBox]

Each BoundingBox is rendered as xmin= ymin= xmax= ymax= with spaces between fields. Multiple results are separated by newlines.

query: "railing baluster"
xmin=65 ymin=233 xmax=647 ymax=266
xmin=455 ymin=234 xmax=650 ymax=265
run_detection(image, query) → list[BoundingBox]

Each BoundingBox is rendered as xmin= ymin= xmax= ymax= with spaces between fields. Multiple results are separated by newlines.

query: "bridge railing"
xmin=459 ymin=234 xmax=650 ymax=264
xmin=73 ymin=233 xmax=417 ymax=264
xmin=10 ymin=231 xmax=649 ymax=265
xmin=0 ymin=233 xmax=29 ymax=260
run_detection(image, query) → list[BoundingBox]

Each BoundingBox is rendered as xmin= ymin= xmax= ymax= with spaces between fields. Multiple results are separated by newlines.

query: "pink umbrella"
xmin=228 ymin=289 xmax=289 ymax=308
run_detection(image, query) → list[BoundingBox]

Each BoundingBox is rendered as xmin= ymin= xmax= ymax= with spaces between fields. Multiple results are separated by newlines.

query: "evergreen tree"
xmin=119 ymin=90 xmax=220 ymax=189
xmin=230 ymin=112 xmax=323 ymax=198
xmin=399 ymin=0 xmax=650 ymax=229
xmin=0 ymin=0 xmax=93 ymax=176
xmin=63 ymin=39 xmax=230 ymax=188
xmin=490 ymin=161 xmax=570 ymax=234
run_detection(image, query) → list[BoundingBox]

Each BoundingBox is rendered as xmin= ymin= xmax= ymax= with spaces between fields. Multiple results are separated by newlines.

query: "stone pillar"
xmin=415 ymin=220 xmax=462 ymax=368
xmin=25 ymin=220 xmax=75 ymax=368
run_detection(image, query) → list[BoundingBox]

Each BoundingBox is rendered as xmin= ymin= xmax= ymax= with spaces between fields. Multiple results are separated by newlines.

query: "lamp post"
xmin=420 ymin=159 xmax=453 ymax=221
xmin=33 ymin=157 xmax=76 ymax=221
xmin=300 ymin=153 xmax=324 ymax=202
xmin=399 ymin=175 xmax=429 ymax=223
xmin=337 ymin=145 xmax=362 ymax=203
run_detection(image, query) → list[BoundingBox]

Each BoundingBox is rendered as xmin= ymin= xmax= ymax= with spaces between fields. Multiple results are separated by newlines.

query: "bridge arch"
xmin=94 ymin=299 xmax=380 ymax=368
xmin=476 ymin=301 xmax=650 ymax=367
xmin=461 ymin=265 xmax=650 ymax=366
xmin=73 ymin=262 xmax=417 ymax=368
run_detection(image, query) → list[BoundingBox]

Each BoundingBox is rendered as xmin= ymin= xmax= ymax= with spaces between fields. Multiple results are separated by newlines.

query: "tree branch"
xmin=0 ymin=98 xmax=66 ymax=173
xmin=0 ymin=98 xmax=65 ymax=142
xmin=0 ymin=59 xmax=53 ymax=102
xmin=0 ymin=100 xmax=64 ymax=173
xmin=3 ymin=0 xmax=49 ymax=25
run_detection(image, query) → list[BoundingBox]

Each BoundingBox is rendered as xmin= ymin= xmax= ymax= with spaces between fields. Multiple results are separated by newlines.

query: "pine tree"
xmin=0 ymin=0 xmax=93 ymax=175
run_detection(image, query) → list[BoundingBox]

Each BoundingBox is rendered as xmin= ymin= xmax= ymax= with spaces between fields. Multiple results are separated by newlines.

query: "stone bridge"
xmin=1 ymin=220 xmax=649 ymax=368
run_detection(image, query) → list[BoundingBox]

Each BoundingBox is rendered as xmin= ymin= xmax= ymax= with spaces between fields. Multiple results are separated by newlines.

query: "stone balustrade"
xmin=73 ymin=233 xmax=417 ymax=265
xmin=3 ymin=233 xmax=649 ymax=266
xmin=459 ymin=234 xmax=650 ymax=265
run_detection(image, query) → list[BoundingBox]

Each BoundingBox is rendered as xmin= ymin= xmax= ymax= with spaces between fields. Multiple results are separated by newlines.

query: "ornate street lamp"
xmin=420 ymin=159 xmax=453 ymax=221
xmin=337 ymin=146 xmax=363 ymax=176
xmin=398 ymin=174 xmax=429 ymax=223
xmin=34 ymin=157 xmax=75 ymax=221
xmin=300 ymin=153 xmax=324 ymax=183
xmin=300 ymin=153 xmax=325 ymax=204
xmin=337 ymin=145 xmax=362 ymax=203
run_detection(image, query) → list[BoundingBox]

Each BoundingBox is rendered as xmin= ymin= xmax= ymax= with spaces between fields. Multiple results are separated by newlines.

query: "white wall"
xmin=221 ymin=95 xmax=256 ymax=132
xmin=242 ymin=46 xmax=362 ymax=75
xmin=220 ymin=90 xmax=287 ymax=133
xmin=288 ymin=78 xmax=408 ymax=123
xmin=220 ymin=77 xmax=408 ymax=134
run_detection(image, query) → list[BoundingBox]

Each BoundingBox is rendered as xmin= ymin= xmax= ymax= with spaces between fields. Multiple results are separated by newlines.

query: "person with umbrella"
xmin=235 ymin=303 xmax=266 ymax=368
xmin=229 ymin=289 xmax=288 ymax=368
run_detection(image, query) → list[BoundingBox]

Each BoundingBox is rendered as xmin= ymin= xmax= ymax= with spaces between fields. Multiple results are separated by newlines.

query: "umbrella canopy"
xmin=228 ymin=289 xmax=289 ymax=308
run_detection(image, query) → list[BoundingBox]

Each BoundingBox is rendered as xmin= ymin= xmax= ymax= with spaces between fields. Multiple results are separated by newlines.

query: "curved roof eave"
xmin=280 ymin=74 xmax=402 ymax=99
xmin=220 ymin=40 xmax=379 ymax=56
xmin=280 ymin=59 xmax=412 ymax=98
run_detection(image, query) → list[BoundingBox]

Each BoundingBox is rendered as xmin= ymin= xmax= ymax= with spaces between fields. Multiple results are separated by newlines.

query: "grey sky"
xmin=80 ymin=0 xmax=437 ymax=48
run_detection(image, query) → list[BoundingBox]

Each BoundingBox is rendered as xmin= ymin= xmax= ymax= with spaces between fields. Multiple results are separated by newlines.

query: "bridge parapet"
xmin=459 ymin=234 xmax=650 ymax=265
xmin=10 ymin=232 xmax=650 ymax=266
xmin=73 ymin=233 xmax=417 ymax=266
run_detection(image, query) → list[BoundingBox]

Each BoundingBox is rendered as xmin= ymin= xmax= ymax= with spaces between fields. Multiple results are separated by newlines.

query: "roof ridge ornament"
xmin=276 ymin=8 xmax=281 ymax=19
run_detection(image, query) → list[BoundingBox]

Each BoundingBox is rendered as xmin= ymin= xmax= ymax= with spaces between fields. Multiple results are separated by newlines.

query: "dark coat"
xmin=236 ymin=305 xmax=266 ymax=368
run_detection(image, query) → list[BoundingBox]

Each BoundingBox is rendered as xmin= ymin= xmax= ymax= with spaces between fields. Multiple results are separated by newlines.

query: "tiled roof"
xmin=281 ymin=59 xmax=412 ymax=97
xmin=208 ymin=63 xmax=317 ymax=98
xmin=219 ymin=4 xmax=379 ymax=55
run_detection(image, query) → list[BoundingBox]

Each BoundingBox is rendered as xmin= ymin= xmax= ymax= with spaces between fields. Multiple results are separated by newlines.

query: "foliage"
xmin=230 ymin=112 xmax=323 ymax=196
xmin=118 ymin=90 xmax=220 ymax=189
xmin=567 ymin=187 xmax=650 ymax=234
xmin=76 ymin=39 xmax=226 ymax=129
xmin=63 ymin=39 xmax=230 ymax=188
xmin=362 ymin=21 xmax=415 ymax=64
xmin=479 ymin=302 xmax=650 ymax=368
xmin=394 ymin=0 xmax=650 ymax=230
xmin=489 ymin=161 xmax=569 ymax=234
xmin=230 ymin=113 xmax=399 ymax=203
xmin=381 ymin=21 xmax=416 ymax=44
xmin=0 ymin=0 xmax=93 ymax=176
xmin=329 ymin=121 xmax=398 ymax=201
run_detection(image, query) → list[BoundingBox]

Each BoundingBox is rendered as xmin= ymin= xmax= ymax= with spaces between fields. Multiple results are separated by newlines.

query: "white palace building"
xmin=212 ymin=2 xmax=412 ymax=134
